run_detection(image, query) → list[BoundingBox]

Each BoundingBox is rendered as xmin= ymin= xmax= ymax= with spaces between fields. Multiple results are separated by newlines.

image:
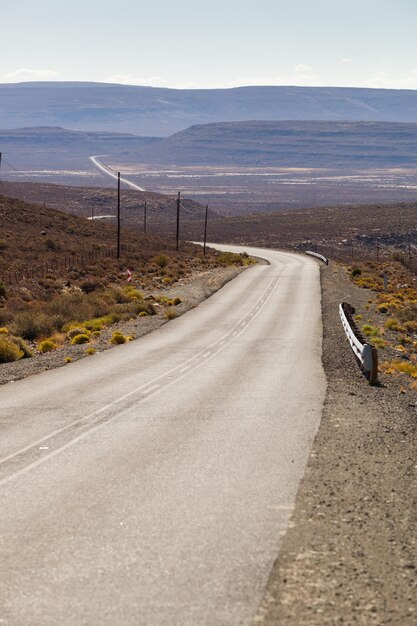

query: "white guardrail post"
xmin=305 ymin=250 xmax=329 ymax=265
xmin=339 ymin=302 xmax=378 ymax=385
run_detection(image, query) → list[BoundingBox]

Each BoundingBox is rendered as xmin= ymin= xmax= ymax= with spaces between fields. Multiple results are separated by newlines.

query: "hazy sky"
xmin=1 ymin=0 xmax=417 ymax=90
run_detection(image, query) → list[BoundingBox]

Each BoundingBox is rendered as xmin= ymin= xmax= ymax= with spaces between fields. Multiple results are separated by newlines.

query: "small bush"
xmin=85 ymin=347 xmax=96 ymax=356
xmin=0 ymin=327 xmax=9 ymax=334
xmin=80 ymin=279 xmax=102 ymax=294
xmin=138 ymin=311 xmax=148 ymax=317
xmin=351 ymin=267 xmax=362 ymax=277
xmin=173 ymin=297 xmax=182 ymax=305
xmin=381 ymin=360 xmax=417 ymax=378
xmin=164 ymin=308 xmax=177 ymax=320
xmin=38 ymin=339 xmax=57 ymax=353
xmin=153 ymin=254 xmax=169 ymax=268
xmin=217 ymin=252 xmax=243 ymax=266
xmin=10 ymin=336 xmax=33 ymax=358
xmin=0 ymin=282 xmax=6 ymax=298
xmin=64 ymin=357 xmax=73 ymax=363
xmin=67 ymin=327 xmax=90 ymax=340
xmin=13 ymin=311 xmax=53 ymax=340
xmin=385 ymin=318 xmax=404 ymax=332
xmin=372 ymin=337 xmax=387 ymax=349
xmin=71 ymin=334 xmax=90 ymax=345
xmin=0 ymin=338 xmax=23 ymax=363
xmin=123 ymin=286 xmax=144 ymax=300
xmin=45 ymin=238 xmax=60 ymax=251
xmin=403 ymin=320 xmax=417 ymax=334
xmin=110 ymin=331 xmax=127 ymax=345
xmin=362 ymin=324 xmax=380 ymax=337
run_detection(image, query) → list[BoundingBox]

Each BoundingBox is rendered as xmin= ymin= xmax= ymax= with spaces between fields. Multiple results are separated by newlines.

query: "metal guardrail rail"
xmin=339 ymin=302 xmax=378 ymax=385
xmin=305 ymin=250 xmax=329 ymax=265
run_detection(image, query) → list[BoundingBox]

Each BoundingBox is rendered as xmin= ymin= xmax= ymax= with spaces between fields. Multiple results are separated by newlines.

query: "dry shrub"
xmin=67 ymin=327 xmax=90 ymax=340
xmin=164 ymin=308 xmax=176 ymax=320
xmin=0 ymin=337 xmax=23 ymax=362
xmin=13 ymin=310 xmax=54 ymax=340
xmin=110 ymin=331 xmax=127 ymax=345
xmin=70 ymin=333 xmax=90 ymax=345
xmin=10 ymin=336 xmax=33 ymax=358
xmin=152 ymin=254 xmax=169 ymax=268
xmin=38 ymin=339 xmax=57 ymax=353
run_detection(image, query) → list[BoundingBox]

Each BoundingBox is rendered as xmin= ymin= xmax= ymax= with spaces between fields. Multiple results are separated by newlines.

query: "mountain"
xmin=137 ymin=120 xmax=417 ymax=167
xmin=2 ymin=121 xmax=417 ymax=170
xmin=2 ymin=82 xmax=417 ymax=136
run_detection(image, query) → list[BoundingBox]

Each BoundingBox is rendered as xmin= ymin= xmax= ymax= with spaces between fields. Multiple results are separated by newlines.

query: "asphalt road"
xmin=0 ymin=245 xmax=326 ymax=626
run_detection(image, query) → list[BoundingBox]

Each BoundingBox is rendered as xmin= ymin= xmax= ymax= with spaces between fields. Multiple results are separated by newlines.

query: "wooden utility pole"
xmin=176 ymin=191 xmax=181 ymax=251
xmin=144 ymin=200 xmax=147 ymax=234
xmin=117 ymin=172 xmax=121 ymax=259
xmin=203 ymin=205 xmax=208 ymax=255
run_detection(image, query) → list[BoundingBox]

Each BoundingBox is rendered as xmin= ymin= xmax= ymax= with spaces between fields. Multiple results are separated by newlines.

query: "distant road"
xmin=0 ymin=244 xmax=326 ymax=625
xmin=90 ymin=155 xmax=146 ymax=191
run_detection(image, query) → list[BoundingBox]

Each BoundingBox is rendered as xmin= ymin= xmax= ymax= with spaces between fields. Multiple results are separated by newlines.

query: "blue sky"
xmin=1 ymin=0 xmax=417 ymax=89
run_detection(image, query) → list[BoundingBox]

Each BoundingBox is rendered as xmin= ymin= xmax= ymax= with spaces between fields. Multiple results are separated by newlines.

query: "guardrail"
xmin=339 ymin=302 xmax=378 ymax=385
xmin=305 ymin=250 xmax=329 ymax=265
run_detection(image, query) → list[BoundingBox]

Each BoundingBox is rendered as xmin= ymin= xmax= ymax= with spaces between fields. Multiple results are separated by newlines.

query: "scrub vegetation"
xmin=0 ymin=194 xmax=250 ymax=363
xmin=348 ymin=260 xmax=417 ymax=391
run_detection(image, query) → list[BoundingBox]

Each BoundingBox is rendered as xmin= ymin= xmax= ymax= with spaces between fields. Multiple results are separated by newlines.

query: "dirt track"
xmin=255 ymin=262 xmax=417 ymax=625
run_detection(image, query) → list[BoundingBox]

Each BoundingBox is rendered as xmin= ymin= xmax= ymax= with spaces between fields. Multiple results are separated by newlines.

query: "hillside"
xmin=3 ymin=82 xmax=417 ymax=136
xmin=0 ymin=181 xmax=217 ymax=224
xmin=0 ymin=194 xmax=215 ymax=285
xmin=138 ymin=120 xmax=417 ymax=167
xmin=2 ymin=120 xmax=417 ymax=170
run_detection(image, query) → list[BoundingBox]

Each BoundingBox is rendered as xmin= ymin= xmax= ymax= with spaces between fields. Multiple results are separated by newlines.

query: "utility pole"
xmin=144 ymin=200 xmax=147 ymax=234
xmin=203 ymin=205 xmax=208 ymax=256
xmin=117 ymin=172 xmax=121 ymax=259
xmin=176 ymin=191 xmax=181 ymax=251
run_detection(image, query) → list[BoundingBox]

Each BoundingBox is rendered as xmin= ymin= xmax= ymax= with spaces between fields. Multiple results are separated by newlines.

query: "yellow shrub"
xmin=38 ymin=339 xmax=57 ymax=353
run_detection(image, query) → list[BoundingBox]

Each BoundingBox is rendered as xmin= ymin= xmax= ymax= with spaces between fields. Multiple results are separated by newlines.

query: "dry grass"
xmin=347 ymin=259 xmax=417 ymax=391
xmin=0 ymin=193 xmax=251 ymax=360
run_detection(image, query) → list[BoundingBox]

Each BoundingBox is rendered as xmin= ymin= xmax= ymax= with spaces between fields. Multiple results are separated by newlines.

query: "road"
xmin=89 ymin=155 xmax=146 ymax=191
xmin=0 ymin=245 xmax=326 ymax=626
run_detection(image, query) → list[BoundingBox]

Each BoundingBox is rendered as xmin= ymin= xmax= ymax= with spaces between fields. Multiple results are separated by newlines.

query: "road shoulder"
xmin=255 ymin=262 xmax=417 ymax=625
xmin=0 ymin=265 xmax=247 ymax=385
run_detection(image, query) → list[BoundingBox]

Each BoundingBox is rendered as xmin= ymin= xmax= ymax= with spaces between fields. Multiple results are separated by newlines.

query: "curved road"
xmin=0 ymin=245 xmax=326 ymax=625
xmin=89 ymin=155 xmax=146 ymax=191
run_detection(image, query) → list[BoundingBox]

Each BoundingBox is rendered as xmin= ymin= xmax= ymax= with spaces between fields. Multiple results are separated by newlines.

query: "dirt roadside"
xmin=255 ymin=262 xmax=417 ymax=625
xmin=0 ymin=265 xmax=246 ymax=385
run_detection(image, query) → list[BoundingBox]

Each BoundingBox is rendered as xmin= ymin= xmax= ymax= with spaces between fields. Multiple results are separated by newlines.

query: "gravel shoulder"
xmin=0 ymin=265 xmax=246 ymax=385
xmin=255 ymin=261 xmax=417 ymax=625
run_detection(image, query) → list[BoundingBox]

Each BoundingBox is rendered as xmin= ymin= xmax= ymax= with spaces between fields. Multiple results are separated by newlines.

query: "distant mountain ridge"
xmin=2 ymin=81 xmax=417 ymax=135
xmin=2 ymin=121 xmax=417 ymax=169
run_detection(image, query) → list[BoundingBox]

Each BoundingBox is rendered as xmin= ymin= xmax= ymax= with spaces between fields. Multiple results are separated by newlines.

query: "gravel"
xmin=0 ymin=265 xmax=245 ymax=386
xmin=255 ymin=261 xmax=417 ymax=625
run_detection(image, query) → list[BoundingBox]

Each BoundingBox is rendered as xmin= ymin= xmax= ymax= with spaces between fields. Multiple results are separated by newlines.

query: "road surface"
xmin=0 ymin=245 xmax=326 ymax=625
xmin=89 ymin=155 xmax=146 ymax=191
